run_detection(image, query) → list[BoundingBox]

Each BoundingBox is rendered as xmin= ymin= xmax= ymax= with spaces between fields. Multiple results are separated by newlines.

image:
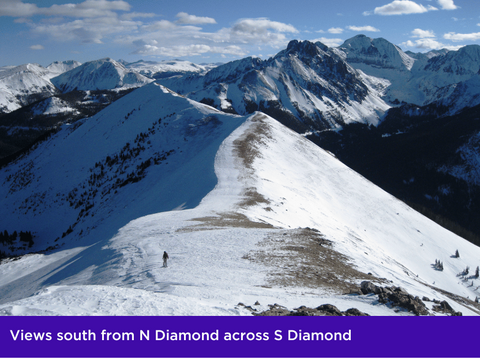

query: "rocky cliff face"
xmin=159 ymin=40 xmax=389 ymax=133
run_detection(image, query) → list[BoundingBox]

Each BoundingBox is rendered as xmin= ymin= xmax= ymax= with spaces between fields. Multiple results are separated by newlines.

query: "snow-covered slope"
xmin=339 ymin=36 xmax=480 ymax=110
xmin=0 ymin=64 xmax=59 ymax=113
xmin=124 ymin=59 xmax=216 ymax=79
xmin=51 ymin=58 xmax=153 ymax=93
xmin=45 ymin=60 xmax=82 ymax=80
xmin=159 ymin=40 xmax=390 ymax=132
xmin=30 ymin=96 xmax=80 ymax=116
xmin=1 ymin=83 xmax=479 ymax=316
xmin=339 ymin=35 xmax=415 ymax=72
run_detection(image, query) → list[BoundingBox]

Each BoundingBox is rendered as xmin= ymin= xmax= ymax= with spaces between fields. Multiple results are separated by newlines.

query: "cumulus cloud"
xmin=229 ymin=18 xmax=298 ymax=37
xmin=132 ymin=43 xmax=247 ymax=57
xmin=369 ymin=0 xmax=438 ymax=15
xmin=444 ymin=32 xmax=480 ymax=42
xmin=401 ymin=38 xmax=463 ymax=51
xmin=0 ymin=0 xmax=131 ymax=18
xmin=411 ymin=28 xmax=435 ymax=38
xmin=120 ymin=12 xmax=156 ymax=21
xmin=0 ymin=0 xmax=40 ymax=17
xmin=311 ymin=37 xmax=344 ymax=47
xmin=44 ymin=0 xmax=130 ymax=18
xmin=328 ymin=27 xmax=344 ymax=34
xmin=175 ymin=12 xmax=216 ymax=25
xmin=437 ymin=0 xmax=458 ymax=10
xmin=347 ymin=25 xmax=380 ymax=32
xmin=120 ymin=17 xmax=299 ymax=59
xmin=401 ymin=25 xmax=468 ymax=51
xmin=32 ymin=16 xmax=140 ymax=44
xmin=216 ymin=18 xmax=298 ymax=47
xmin=4 ymin=1 xmax=300 ymax=60
xmin=29 ymin=44 xmax=44 ymax=50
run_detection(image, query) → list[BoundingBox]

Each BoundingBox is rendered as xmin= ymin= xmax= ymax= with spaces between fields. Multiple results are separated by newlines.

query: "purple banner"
xmin=0 ymin=316 xmax=476 ymax=357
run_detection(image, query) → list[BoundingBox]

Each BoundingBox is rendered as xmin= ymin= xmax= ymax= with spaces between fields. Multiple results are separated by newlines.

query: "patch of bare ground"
xmin=232 ymin=113 xmax=272 ymax=170
xmin=178 ymin=212 xmax=274 ymax=232
xmin=232 ymin=113 xmax=273 ymax=209
xmin=243 ymin=227 xmax=382 ymax=294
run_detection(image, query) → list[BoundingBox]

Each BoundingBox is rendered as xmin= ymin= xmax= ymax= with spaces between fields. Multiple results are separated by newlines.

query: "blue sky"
xmin=1 ymin=0 xmax=479 ymax=67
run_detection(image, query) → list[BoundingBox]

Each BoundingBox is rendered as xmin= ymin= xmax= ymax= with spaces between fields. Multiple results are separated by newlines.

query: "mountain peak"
xmin=51 ymin=57 xmax=152 ymax=93
xmin=285 ymin=39 xmax=328 ymax=57
xmin=339 ymin=35 xmax=414 ymax=71
xmin=204 ymin=56 xmax=264 ymax=85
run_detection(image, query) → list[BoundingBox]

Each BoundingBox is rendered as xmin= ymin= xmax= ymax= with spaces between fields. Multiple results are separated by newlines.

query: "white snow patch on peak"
xmin=31 ymin=97 xmax=78 ymax=116
xmin=0 ymin=63 xmax=58 ymax=113
xmin=51 ymin=58 xmax=153 ymax=93
xmin=339 ymin=35 xmax=415 ymax=71
xmin=125 ymin=59 xmax=215 ymax=78
xmin=45 ymin=60 xmax=82 ymax=79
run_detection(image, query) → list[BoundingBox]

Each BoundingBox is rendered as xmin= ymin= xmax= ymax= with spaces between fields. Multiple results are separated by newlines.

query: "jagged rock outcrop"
xmin=239 ymin=302 xmax=369 ymax=316
xmin=360 ymin=281 xmax=429 ymax=315
xmin=358 ymin=281 xmax=464 ymax=316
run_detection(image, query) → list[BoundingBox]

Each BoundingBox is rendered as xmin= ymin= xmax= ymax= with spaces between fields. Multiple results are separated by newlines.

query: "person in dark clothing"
xmin=163 ymin=251 xmax=169 ymax=267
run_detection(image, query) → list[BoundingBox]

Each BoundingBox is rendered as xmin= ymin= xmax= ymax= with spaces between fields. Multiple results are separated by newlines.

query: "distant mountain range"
xmin=1 ymin=34 xmax=480 ymax=242
xmin=1 ymin=35 xmax=480 ymax=316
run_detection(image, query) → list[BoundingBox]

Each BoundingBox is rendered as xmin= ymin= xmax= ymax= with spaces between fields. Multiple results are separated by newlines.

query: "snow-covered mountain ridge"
xmin=1 ymin=83 xmax=480 ymax=315
xmin=157 ymin=37 xmax=480 ymax=135
xmin=338 ymin=35 xmax=480 ymax=110
xmin=51 ymin=58 xmax=153 ymax=93
xmin=124 ymin=59 xmax=217 ymax=79
xmin=159 ymin=40 xmax=390 ymax=133
xmin=339 ymin=35 xmax=415 ymax=71
xmin=0 ymin=63 xmax=60 ymax=114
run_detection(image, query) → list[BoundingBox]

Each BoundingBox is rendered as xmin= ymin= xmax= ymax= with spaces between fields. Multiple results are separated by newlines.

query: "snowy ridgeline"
xmin=0 ymin=58 xmax=211 ymax=115
xmin=0 ymin=84 xmax=480 ymax=315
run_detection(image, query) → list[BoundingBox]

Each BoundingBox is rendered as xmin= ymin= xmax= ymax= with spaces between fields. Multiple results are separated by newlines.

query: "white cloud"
xmin=5 ymin=1 xmax=299 ymax=60
xmin=141 ymin=20 xmax=177 ymax=32
xmin=437 ymin=0 xmax=458 ymax=10
xmin=175 ymin=12 xmax=216 ymax=25
xmin=229 ymin=18 xmax=298 ymax=37
xmin=328 ymin=27 xmax=344 ymax=34
xmin=218 ymin=18 xmax=299 ymax=47
xmin=3 ymin=0 xmax=140 ymax=45
xmin=13 ymin=17 xmax=31 ymax=23
xmin=31 ymin=16 xmax=140 ymax=44
xmin=29 ymin=44 xmax=44 ymax=50
xmin=444 ymin=32 xmax=480 ymax=42
xmin=347 ymin=25 xmax=380 ymax=32
xmin=120 ymin=12 xmax=156 ymax=21
xmin=132 ymin=43 xmax=247 ymax=57
xmin=311 ymin=37 xmax=344 ymax=47
xmin=0 ymin=0 xmax=131 ymax=18
xmin=121 ymin=17 xmax=299 ymax=59
xmin=0 ymin=0 xmax=39 ymax=17
xmin=372 ymin=0 xmax=437 ymax=15
xmin=401 ymin=38 xmax=463 ymax=50
xmin=45 ymin=0 xmax=131 ymax=18
xmin=411 ymin=28 xmax=435 ymax=38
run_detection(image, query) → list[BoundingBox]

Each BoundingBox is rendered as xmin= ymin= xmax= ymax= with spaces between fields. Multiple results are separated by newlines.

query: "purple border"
xmin=1 ymin=316 xmax=476 ymax=357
